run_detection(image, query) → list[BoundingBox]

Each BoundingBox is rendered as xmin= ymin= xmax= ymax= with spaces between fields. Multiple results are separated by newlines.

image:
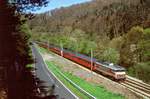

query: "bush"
xmin=99 ymin=48 xmax=119 ymax=63
xmin=109 ymin=36 xmax=124 ymax=51
xmin=128 ymin=62 xmax=150 ymax=83
xmin=137 ymin=28 xmax=150 ymax=62
xmin=119 ymin=26 xmax=144 ymax=66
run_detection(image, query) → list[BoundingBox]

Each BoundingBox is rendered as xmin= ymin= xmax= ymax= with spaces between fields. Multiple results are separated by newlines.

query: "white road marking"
xmin=42 ymin=64 xmax=55 ymax=83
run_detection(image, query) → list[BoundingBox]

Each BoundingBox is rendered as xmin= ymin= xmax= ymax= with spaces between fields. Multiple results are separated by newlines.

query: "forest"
xmin=28 ymin=0 xmax=150 ymax=83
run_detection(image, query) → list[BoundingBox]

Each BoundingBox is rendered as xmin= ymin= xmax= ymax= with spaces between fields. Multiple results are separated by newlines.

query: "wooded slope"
xmin=29 ymin=0 xmax=150 ymax=82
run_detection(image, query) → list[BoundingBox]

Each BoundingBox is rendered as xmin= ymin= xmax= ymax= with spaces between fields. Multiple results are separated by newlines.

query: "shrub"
xmin=128 ymin=62 xmax=150 ymax=83
xmin=99 ymin=48 xmax=119 ymax=63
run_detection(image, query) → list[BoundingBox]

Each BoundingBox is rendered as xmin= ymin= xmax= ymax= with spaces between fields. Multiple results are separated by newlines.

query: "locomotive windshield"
xmin=96 ymin=61 xmax=126 ymax=71
xmin=113 ymin=69 xmax=125 ymax=72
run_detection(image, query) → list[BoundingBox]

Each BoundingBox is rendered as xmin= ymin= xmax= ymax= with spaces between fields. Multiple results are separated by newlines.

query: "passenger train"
xmin=37 ymin=42 xmax=126 ymax=80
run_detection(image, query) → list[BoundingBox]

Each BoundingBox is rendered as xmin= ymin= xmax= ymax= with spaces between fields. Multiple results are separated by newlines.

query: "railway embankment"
xmin=38 ymin=46 xmax=123 ymax=99
xmin=38 ymin=46 xmax=147 ymax=99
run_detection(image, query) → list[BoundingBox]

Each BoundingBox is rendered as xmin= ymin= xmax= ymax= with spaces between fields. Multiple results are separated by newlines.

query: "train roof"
xmin=47 ymin=43 xmax=125 ymax=71
xmin=96 ymin=62 xmax=126 ymax=71
xmin=63 ymin=48 xmax=97 ymax=62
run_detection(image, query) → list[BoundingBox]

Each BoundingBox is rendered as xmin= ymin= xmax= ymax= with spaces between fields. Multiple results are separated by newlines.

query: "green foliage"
xmin=109 ymin=36 xmax=124 ymax=51
xmin=99 ymin=48 xmax=119 ymax=63
xmin=127 ymin=28 xmax=150 ymax=83
xmin=126 ymin=26 xmax=143 ymax=44
xmin=33 ymin=26 xmax=47 ymax=33
xmin=29 ymin=0 xmax=149 ymax=40
xmin=137 ymin=28 xmax=150 ymax=62
xmin=16 ymin=21 xmax=33 ymax=64
xmin=128 ymin=62 xmax=150 ymax=83
xmin=119 ymin=26 xmax=144 ymax=66
xmin=20 ymin=22 xmax=31 ymax=33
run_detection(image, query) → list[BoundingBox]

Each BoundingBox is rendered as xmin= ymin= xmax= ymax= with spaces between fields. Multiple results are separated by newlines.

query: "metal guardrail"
xmin=53 ymin=66 xmax=97 ymax=99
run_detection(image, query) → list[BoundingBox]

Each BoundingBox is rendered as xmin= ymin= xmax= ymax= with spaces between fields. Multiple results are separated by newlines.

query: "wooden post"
xmin=76 ymin=43 xmax=78 ymax=55
xmin=47 ymin=40 xmax=49 ymax=50
xmin=90 ymin=49 xmax=93 ymax=71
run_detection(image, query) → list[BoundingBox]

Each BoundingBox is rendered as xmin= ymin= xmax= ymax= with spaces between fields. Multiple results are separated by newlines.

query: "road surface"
xmin=32 ymin=45 xmax=78 ymax=99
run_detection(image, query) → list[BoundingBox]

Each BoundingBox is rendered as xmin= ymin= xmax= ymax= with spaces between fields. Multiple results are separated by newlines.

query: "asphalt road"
xmin=32 ymin=45 xmax=78 ymax=99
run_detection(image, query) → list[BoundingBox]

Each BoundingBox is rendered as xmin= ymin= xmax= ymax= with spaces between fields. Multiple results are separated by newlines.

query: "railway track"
xmin=121 ymin=76 xmax=150 ymax=98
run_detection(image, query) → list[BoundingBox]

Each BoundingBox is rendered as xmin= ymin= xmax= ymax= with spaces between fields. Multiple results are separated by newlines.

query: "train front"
xmin=113 ymin=64 xmax=126 ymax=80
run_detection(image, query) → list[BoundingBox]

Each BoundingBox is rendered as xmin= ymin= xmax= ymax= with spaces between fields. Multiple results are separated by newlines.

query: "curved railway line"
xmin=121 ymin=76 xmax=150 ymax=98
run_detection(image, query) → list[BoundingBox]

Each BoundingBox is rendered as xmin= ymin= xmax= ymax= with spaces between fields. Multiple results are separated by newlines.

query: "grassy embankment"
xmin=38 ymin=46 xmax=124 ymax=99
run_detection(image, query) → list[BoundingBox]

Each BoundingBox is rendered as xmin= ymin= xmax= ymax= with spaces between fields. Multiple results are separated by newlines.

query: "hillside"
xmin=30 ymin=0 xmax=150 ymax=36
xmin=28 ymin=0 xmax=150 ymax=83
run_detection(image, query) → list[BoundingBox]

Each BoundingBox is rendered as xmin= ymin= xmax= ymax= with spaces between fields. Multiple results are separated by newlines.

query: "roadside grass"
xmin=46 ymin=61 xmax=89 ymax=99
xmin=38 ymin=46 xmax=124 ymax=99
xmin=65 ymin=72 xmax=122 ymax=99
xmin=37 ymin=46 xmax=48 ymax=53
